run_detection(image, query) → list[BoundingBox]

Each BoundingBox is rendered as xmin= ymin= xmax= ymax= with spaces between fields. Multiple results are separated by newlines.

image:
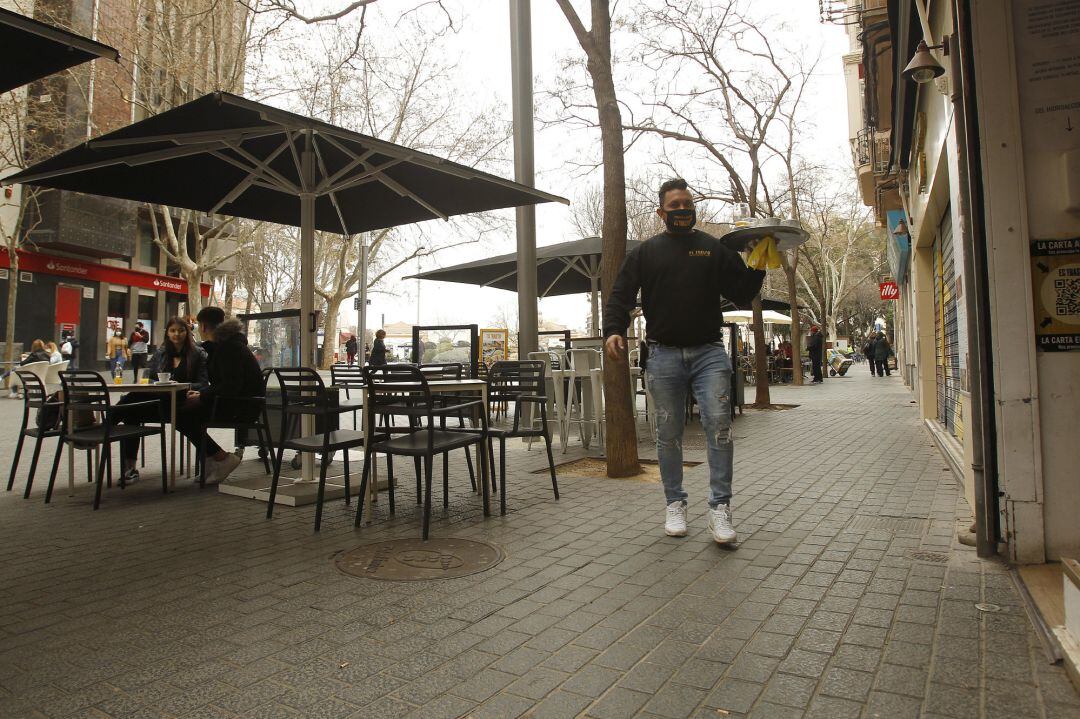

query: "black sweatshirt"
xmin=603 ymin=229 xmax=766 ymax=347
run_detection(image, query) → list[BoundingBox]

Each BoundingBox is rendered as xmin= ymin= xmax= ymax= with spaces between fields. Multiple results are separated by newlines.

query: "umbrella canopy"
xmin=6 ymin=92 xmax=566 ymax=234
xmin=407 ymin=236 xmax=634 ymax=297
xmin=724 ymin=310 xmax=793 ymax=325
xmin=0 ymin=7 xmax=119 ymax=93
xmin=407 ymin=236 xmax=638 ymax=332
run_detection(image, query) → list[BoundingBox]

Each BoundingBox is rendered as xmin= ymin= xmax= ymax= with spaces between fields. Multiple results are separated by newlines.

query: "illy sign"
xmin=879 ymin=281 xmax=900 ymax=301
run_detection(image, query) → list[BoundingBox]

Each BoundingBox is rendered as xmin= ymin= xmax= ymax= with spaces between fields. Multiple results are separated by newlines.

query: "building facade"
xmin=0 ymin=0 xmax=246 ymax=367
xmin=840 ymin=0 xmax=1080 ymax=563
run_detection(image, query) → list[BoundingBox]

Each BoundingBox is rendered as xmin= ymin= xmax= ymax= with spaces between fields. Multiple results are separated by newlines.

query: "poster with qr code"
xmin=1031 ymin=238 xmax=1080 ymax=351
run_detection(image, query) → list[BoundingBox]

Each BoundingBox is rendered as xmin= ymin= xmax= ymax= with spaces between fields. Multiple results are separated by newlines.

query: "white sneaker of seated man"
xmin=204 ymin=453 xmax=241 ymax=484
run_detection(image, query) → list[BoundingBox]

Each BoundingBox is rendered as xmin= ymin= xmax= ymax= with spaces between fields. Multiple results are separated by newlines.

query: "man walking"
xmin=863 ymin=335 xmax=877 ymax=375
xmin=807 ymin=325 xmax=824 ymax=383
xmin=873 ymin=332 xmax=893 ymax=377
xmin=604 ymin=178 xmax=765 ymax=543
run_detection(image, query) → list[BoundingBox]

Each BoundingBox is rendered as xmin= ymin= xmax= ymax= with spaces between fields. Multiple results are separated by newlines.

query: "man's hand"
xmin=604 ymin=334 xmax=626 ymax=361
xmin=185 ymin=390 xmax=201 ymax=407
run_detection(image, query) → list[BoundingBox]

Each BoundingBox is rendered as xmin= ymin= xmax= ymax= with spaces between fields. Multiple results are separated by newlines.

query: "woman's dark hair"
xmin=162 ymin=316 xmax=197 ymax=377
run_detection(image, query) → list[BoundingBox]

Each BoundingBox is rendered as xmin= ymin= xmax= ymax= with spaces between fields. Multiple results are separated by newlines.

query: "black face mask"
xmin=664 ymin=208 xmax=696 ymax=234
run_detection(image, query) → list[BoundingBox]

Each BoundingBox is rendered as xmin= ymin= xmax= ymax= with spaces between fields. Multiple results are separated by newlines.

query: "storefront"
xmin=0 ymin=248 xmax=209 ymax=367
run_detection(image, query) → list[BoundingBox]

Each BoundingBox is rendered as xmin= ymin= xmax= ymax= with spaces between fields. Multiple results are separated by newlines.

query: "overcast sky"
xmin=286 ymin=1 xmax=851 ymax=337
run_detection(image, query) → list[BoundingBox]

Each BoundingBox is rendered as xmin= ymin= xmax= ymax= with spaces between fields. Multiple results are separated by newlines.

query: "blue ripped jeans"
xmin=645 ymin=341 xmax=733 ymax=508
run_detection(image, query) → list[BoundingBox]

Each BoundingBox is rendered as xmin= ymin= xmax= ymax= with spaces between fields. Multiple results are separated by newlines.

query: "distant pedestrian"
xmin=129 ymin=323 xmax=150 ymax=381
xmin=107 ymin=331 xmax=129 ymax=374
xmin=807 ymin=325 xmax=824 ymax=383
xmin=873 ymin=332 xmax=894 ymax=377
xmin=369 ymin=330 xmax=388 ymax=366
xmin=862 ymin=335 xmax=876 ymax=374
xmin=345 ymin=334 xmax=358 ymax=365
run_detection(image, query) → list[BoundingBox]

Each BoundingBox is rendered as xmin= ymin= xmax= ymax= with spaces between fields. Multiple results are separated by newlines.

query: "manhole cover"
xmin=335 ymin=537 xmax=504 ymax=581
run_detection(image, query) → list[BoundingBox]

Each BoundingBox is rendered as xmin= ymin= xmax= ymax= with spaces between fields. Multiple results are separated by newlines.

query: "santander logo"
xmin=152 ymin=277 xmax=184 ymax=291
xmin=45 ymin=260 xmax=89 ymax=276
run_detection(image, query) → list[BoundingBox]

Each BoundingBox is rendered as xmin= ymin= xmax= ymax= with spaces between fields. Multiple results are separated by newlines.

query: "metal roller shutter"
xmin=933 ymin=210 xmax=961 ymax=436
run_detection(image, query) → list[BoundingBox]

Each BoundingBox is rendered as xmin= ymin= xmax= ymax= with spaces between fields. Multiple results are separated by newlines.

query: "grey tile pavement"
xmin=0 ymin=368 xmax=1077 ymax=718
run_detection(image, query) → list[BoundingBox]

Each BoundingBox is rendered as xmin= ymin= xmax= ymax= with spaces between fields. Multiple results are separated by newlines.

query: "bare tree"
xmin=571 ymin=178 xmax=665 ymax=244
xmin=273 ymin=15 xmax=511 ymax=367
xmin=147 ymin=207 xmax=252 ymax=314
xmin=796 ymin=182 xmax=885 ymax=340
xmin=627 ymin=0 xmax=816 ymax=405
xmin=556 ymin=0 xmax=640 ymax=478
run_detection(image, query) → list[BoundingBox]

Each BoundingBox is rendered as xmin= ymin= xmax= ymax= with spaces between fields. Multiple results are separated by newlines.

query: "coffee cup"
xmin=157 ymin=372 xmax=172 ymax=384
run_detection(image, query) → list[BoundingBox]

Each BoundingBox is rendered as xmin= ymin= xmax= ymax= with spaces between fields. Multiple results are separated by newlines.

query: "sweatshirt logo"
xmin=688 ymin=250 xmax=711 ymax=257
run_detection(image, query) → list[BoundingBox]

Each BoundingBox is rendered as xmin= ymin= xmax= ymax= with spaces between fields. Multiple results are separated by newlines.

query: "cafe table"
xmin=95 ymin=381 xmax=189 ymax=491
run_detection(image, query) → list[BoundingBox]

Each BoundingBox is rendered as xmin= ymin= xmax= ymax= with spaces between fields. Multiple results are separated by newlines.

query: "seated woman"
xmin=46 ymin=341 xmax=63 ymax=364
xmin=4 ymin=339 xmax=51 ymax=396
xmin=114 ymin=317 xmax=209 ymax=483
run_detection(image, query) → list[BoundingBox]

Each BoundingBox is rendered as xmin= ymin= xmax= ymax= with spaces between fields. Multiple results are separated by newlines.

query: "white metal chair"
xmin=565 ymin=349 xmax=604 ymax=450
xmin=527 ymin=351 xmax=569 ymax=451
xmin=8 ymin=361 xmax=50 ymax=397
xmin=44 ymin=360 xmax=69 ymax=390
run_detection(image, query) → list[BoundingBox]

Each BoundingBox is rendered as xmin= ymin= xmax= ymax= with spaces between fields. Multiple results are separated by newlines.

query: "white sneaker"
xmin=708 ymin=504 xmax=737 ymax=544
xmin=206 ymin=453 xmax=241 ymax=484
xmin=665 ymin=501 xmax=688 ymax=537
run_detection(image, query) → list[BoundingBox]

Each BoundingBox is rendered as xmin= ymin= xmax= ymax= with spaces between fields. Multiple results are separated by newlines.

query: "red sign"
xmin=879 ymin=281 xmax=900 ymax=301
xmin=0 ymin=249 xmax=210 ymax=297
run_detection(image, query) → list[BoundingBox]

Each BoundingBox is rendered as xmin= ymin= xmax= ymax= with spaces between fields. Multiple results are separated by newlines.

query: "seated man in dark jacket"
xmin=180 ymin=306 xmax=264 ymax=483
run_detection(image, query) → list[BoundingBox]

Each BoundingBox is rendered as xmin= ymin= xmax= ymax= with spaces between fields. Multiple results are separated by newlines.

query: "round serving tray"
xmin=720 ymin=218 xmax=809 ymax=252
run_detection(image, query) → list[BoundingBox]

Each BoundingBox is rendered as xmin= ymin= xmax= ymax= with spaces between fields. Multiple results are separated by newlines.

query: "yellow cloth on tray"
xmin=746 ymin=235 xmax=783 ymax=270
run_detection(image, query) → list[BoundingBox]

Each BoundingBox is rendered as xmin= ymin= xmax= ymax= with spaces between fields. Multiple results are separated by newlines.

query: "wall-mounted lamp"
xmin=893 ymin=218 xmax=909 ymax=236
xmin=903 ymin=40 xmax=947 ymax=84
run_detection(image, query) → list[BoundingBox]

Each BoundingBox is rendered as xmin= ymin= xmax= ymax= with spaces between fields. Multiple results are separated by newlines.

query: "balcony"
xmin=851 ymin=126 xmax=873 ymax=167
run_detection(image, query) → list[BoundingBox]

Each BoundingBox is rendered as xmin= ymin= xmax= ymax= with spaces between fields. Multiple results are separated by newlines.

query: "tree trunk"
xmin=751 ymin=294 xmax=771 ymax=405
xmin=184 ymin=267 xmax=202 ymax=318
xmin=3 ymin=251 xmax=18 ymax=388
xmin=320 ymin=297 xmax=341 ymax=369
xmin=593 ymin=60 xmax=640 ymax=478
xmin=784 ymin=257 xmax=803 ymax=386
xmin=223 ymin=273 xmax=235 ymax=314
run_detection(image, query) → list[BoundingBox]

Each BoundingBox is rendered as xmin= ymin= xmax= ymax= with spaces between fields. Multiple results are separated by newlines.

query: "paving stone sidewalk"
xmin=0 ymin=368 xmax=1077 ymax=719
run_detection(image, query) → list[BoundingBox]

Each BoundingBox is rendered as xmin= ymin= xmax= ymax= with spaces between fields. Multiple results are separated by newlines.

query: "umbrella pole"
xmin=590 ymin=274 xmax=600 ymax=336
xmin=299 ymin=131 xmax=316 ymax=482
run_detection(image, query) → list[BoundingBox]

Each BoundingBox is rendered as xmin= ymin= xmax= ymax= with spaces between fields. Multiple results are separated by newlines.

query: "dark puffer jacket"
xmin=200 ymin=319 xmax=264 ymax=403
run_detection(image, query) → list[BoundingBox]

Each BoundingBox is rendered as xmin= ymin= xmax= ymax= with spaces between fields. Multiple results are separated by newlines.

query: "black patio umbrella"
xmin=0 ymin=7 xmax=119 ymax=93
xmin=6 ymin=90 xmax=568 ymax=368
xmin=407 ymin=235 xmax=798 ymax=330
xmin=407 ymin=236 xmax=635 ymax=330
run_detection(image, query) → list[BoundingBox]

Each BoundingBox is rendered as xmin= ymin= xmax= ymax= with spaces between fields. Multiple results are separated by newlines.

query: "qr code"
xmin=1054 ymin=278 xmax=1080 ymax=316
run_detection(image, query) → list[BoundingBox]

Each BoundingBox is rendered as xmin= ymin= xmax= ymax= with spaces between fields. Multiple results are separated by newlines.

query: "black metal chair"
xmin=355 ymin=364 xmax=490 ymax=539
xmin=267 ymin=367 xmax=373 ymax=531
xmin=330 ymin=363 xmax=365 ymax=430
xmin=6 ymin=370 xmax=63 ymax=499
xmin=419 ymin=362 xmax=478 ymax=495
xmin=199 ymin=387 xmax=273 ymax=488
xmin=46 ymin=371 xmax=167 ymax=509
xmin=487 ymin=361 xmax=559 ymax=515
